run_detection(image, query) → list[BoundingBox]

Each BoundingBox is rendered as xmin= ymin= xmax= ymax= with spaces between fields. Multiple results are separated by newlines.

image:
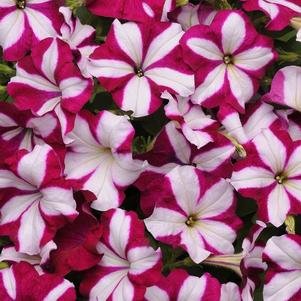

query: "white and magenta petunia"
xmin=180 ymin=10 xmax=276 ymax=113
xmin=0 ymin=0 xmax=63 ymax=61
xmin=80 ymin=208 xmax=162 ymax=301
xmin=86 ymin=0 xmax=174 ymax=22
xmin=0 ymin=262 xmax=76 ymax=300
xmin=243 ymin=0 xmax=301 ymax=30
xmin=263 ymin=234 xmax=301 ymax=301
xmin=64 ymin=110 xmax=146 ymax=211
xmin=231 ymin=128 xmax=301 ymax=227
xmin=264 ymin=66 xmax=301 ymax=112
xmin=59 ymin=6 xmax=97 ymax=78
xmin=0 ymin=102 xmax=62 ymax=159
xmin=144 ymin=165 xmax=241 ymax=263
xmin=0 ymin=144 xmax=78 ymax=255
xmin=163 ymin=91 xmax=218 ymax=149
xmin=7 ymin=38 xmax=93 ymax=138
xmin=88 ymin=19 xmax=194 ymax=117
xmin=145 ymin=269 xmax=225 ymax=301
xmin=168 ymin=3 xmax=217 ymax=31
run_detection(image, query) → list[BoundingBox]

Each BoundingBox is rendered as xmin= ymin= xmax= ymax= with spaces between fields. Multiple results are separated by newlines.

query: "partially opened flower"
xmin=0 ymin=102 xmax=62 ymax=158
xmin=163 ymin=91 xmax=218 ymax=149
xmin=145 ymin=165 xmax=240 ymax=263
xmin=180 ymin=10 xmax=276 ymax=113
xmin=0 ymin=262 xmax=76 ymax=300
xmin=145 ymin=269 xmax=225 ymax=300
xmin=231 ymin=128 xmax=301 ymax=227
xmin=59 ymin=6 xmax=97 ymax=78
xmin=86 ymin=0 xmax=172 ymax=23
xmin=168 ymin=3 xmax=217 ymax=31
xmin=0 ymin=144 xmax=78 ymax=255
xmin=243 ymin=0 xmax=301 ymax=30
xmin=264 ymin=66 xmax=301 ymax=113
xmin=0 ymin=0 xmax=62 ymax=61
xmin=64 ymin=110 xmax=146 ymax=211
xmin=80 ymin=208 xmax=162 ymax=301
xmin=263 ymin=234 xmax=301 ymax=301
xmin=8 ymin=38 xmax=93 ymax=138
xmin=88 ymin=20 xmax=194 ymax=117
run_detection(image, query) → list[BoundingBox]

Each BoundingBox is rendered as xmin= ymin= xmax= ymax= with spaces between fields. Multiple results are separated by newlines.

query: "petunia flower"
xmin=7 ymin=37 xmax=93 ymax=138
xmin=88 ymin=19 xmax=194 ymax=117
xmin=144 ymin=165 xmax=241 ymax=263
xmin=168 ymin=3 xmax=217 ymax=31
xmin=0 ymin=0 xmax=62 ymax=61
xmin=231 ymin=128 xmax=301 ymax=227
xmin=264 ymin=66 xmax=301 ymax=113
xmin=263 ymin=234 xmax=301 ymax=301
xmin=59 ymin=6 xmax=98 ymax=78
xmin=145 ymin=269 xmax=228 ymax=301
xmin=243 ymin=0 xmax=301 ymax=30
xmin=0 ymin=262 xmax=76 ymax=300
xmin=80 ymin=208 xmax=162 ymax=301
xmin=180 ymin=10 xmax=276 ymax=113
xmin=0 ymin=144 xmax=78 ymax=255
xmin=163 ymin=91 xmax=219 ymax=149
xmin=64 ymin=110 xmax=146 ymax=211
xmin=0 ymin=102 xmax=62 ymax=159
xmin=86 ymin=0 xmax=174 ymax=23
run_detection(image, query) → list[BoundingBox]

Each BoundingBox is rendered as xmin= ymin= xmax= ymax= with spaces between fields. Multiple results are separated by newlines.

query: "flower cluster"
xmin=0 ymin=0 xmax=301 ymax=300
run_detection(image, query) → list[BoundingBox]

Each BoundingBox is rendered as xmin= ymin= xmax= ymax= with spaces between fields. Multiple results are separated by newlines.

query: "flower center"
xmin=16 ymin=0 xmax=26 ymax=9
xmin=134 ymin=66 xmax=144 ymax=78
xmin=275 ymin=173 xmax=287 ymax=184
xmin=223 ymin=54 xmax=233 ymax=65
xmin=185 ymin=215 xmax=198 ymax=227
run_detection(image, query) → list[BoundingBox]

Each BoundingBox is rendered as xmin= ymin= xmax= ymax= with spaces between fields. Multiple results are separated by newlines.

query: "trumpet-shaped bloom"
xmin=0 ymin=0 xmax=62 ymax=61
xmin=0 ymin=144 xmax=78 ymax=255
xmin=243 ymin=0 xmax=301 ymax=30
xmin=144 ymin=166 xmax=240 ymax=263
xmin=180 ymin=10 xmax=276 ymax=113
xmin=263 ymin=234 xmax=301 ymax=301
xmin=0 ymin=262 xmax=76 ymax=300
xmin=88 ymin=20 xmax=194 ymax=117
xmin=231 ymin=128 xmax=301 ymax=227
xmin=264 ymin=66 xmax=301 ymax=113
xmin=64 ymin=110 xmax=146 ymax=211
xmin=163 ymin=91 xmax=218 ymax=149
xmin=7 ymin=38 xmax=93 ymax=138
xmin=80 ymin=208 xmax=162 ymax=301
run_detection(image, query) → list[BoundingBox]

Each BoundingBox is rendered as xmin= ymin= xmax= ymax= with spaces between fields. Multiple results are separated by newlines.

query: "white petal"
xmin=181 ymin=227 xmax=209 ymax=263
xmin=285 ymin=179 xmax=301 ymax=202
xmin=88 ymin=59 xmax=133 ymax=78
xmin=264 ymin=271 xmax=301 ymax=301
xmin=186 ymin=38 xmax=223 ymax=60
xmin=25 ymin=8 xmax=57 ymax=40
xmin=267 ymin=185 xmax=290 ymax=227
xmin=144 ymin=208 xmax=186 ymax=237
xmin=143 ymin=23 xmax=183 ymax=67
xmin=0 ymin=113 xmax=17 ymax=127
xmin=191 ymin=64 xmax=226 ymax=105
xmin=252 ymin=129 xmax=287 ymax=173
xmin=222 ymin=12 xmax=246 ymax=53
xmin=111 ymin=276 xmax=135 ymax=301
xmin=234 ymin=46 xmax=274 ymax=71
xmin=43 ymin=280 xmax=74 ymax=301
xmin=122 ymin=76 xmax=151 ymax=117
xmin=0 ymin=11 xmax=25 ymax=49
xmin=231 ymin=167 xmax=274 ymax=190
xmin=167 ymin=166 xmax=201 ymax=215
xmin=145 ymin=67 xmax=194 ymax=97
xmin=0 ymin=170 xmax=35 ymax=191
xmin=196 ymin=179 xmax=234 ymax=218
xmin=145 ymin=286 xmax=169 ymax=301
xmin=178 ymin=274 xmax=206 ymax=301
xmin=265 ymin=0 xmax=301 ymax=13
xmin=41 ymin=39 xmax=58 ymax=83
xmin=1 ymin=268 xmax=16 ymax=300
xmin=285 ymin=145 xmax=301 ymax=177
xmin=113 ymin=20 xmax=143 ymax=65
xmin=98 ymin=242 xmax=129 ymax=268
xmin=220 ymin=283 xmax=241 ymax=301
xmin=60 ymin=77 xmax=89 ymax=99
xmin=227 ymin=65 xmax=253 ymax=109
